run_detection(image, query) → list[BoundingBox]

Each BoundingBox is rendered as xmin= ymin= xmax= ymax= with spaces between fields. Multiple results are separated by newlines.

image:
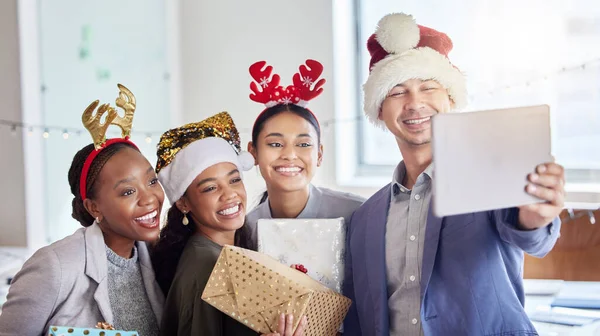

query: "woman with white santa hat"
xmin=152 ymin=112 xmax=307 ymax=336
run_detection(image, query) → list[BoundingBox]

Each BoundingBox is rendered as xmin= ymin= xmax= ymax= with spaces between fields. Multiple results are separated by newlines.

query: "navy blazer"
xmin=343 ymin=184 xmax=560 ymax=336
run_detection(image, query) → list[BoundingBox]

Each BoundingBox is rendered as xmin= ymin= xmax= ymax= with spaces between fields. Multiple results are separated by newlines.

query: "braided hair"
xmin=68 ymin=142 xmax=138 ymax=227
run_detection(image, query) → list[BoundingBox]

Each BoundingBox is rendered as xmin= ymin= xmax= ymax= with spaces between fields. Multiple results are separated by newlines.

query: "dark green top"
xmin=160 ymin=235 xmax=258 ymax=336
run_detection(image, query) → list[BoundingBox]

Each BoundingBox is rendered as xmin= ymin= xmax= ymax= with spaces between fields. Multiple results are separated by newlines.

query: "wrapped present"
xmin=257 ymin=218 xmax=346 ymax=294
xmin=201 ymin=245 xmax=351 ymax=336
xmin=48 ymin=325 xmax=138 ymax=336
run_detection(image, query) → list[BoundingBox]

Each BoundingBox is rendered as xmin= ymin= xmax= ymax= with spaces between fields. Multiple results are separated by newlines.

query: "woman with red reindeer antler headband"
xmin=0 ymin=84 xmax=164 ymax=336
xmin=244 ymin=59 xmax=366 ymax=250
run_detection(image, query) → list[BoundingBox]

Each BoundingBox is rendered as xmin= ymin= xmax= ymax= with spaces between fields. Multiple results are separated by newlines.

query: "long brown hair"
xmin=151 ymin=201 xmax=253 ymax=295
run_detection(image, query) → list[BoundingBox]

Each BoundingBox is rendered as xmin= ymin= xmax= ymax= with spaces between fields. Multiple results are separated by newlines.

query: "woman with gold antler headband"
xmin=151 ymin=112 xmax=306 ymax=336
xmin=244 ymin=60 xmax=365 ymax=249
xmin=0 ymin=85 xmax=164 ymax=336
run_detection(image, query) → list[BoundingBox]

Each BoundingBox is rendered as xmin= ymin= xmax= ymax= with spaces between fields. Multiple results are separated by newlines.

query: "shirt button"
xmin=409 ymin=275 xmax=416 ymax=281
xmin=412 ymin=318 xmax=418 ymax=325
xmin=414 ymin=194 xmax=421 ymax=200
xmin=410 ymin=235 xmax=416 ymax=241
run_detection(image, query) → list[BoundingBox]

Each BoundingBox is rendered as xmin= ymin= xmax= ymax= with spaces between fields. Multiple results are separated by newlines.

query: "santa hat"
xmin=156 ymin=112 xmax=254 ymax=205
xmin=363 ymin=13 xmax=467 ymax=129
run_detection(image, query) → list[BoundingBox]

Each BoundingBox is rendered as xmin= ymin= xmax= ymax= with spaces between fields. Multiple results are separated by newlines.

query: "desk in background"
xmin=525 ymin=279 xmax=600 ymax=336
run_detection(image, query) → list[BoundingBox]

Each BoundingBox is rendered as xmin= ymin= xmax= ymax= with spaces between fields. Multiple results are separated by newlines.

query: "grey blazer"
xmin=0 ymin=223 xmax=164 ymax=336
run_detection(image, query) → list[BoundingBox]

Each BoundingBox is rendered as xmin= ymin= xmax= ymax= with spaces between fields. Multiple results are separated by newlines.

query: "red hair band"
xmin=248 ymin=59 xmax=326 ymax=131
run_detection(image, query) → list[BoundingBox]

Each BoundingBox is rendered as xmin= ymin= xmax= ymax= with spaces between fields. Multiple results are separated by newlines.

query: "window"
xmin=35 ymin=0 xmax=171 ymax=243
xmin=334 ymin=0 xmax=600 ymax=206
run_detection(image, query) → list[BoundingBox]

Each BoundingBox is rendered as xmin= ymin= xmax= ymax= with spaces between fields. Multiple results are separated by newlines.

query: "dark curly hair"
xmin=252 ymin=104 xmax=321 ymax=204
xmin=151 ymin=203 xmax=252 ymax=295
xmin=68 ymin=142 xmax=138 ymax=227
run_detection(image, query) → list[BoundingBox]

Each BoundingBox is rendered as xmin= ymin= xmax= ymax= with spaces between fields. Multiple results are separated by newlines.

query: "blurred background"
xmin=1 ymin=0 xmax=599 ymax=333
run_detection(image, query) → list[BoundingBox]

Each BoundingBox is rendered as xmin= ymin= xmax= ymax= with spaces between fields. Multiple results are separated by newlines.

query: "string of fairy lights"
xmin=2 ymin=57 xmax=599 ymax=141
xmin=0 ymin=116 xmax=363 ymax=144
xmin=0 ymin=119 xmax=163 ymax=144
xmin=467 ymin=57 xmax=600 ymax=100
xmin=1 ymin=59 xmax=599 ymax=222
xmin=3 ymin=57 xmax=599 ymax=140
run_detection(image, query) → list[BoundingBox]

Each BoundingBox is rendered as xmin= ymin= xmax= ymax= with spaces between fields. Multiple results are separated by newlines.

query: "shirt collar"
xmin=262 ymin=184 xmax=320 ymax=218
xmin=391 ymin=161 xmax=434 ymax=197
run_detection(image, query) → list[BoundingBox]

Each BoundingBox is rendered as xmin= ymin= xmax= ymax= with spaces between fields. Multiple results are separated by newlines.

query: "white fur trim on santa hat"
xmin=363 ymin=47 xmax=468 ymax=129
xmin=158 ymin=137 xmax=254 ymax=205
xmin=375 ymin=13 xmax=420 ymax=54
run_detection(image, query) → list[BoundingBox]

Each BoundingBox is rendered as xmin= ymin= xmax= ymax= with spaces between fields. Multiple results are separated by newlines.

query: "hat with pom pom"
xmin=363 ymin=13 xmax=467 ymax=129
xmin=155 ymin=111 xmax=255 ymax=205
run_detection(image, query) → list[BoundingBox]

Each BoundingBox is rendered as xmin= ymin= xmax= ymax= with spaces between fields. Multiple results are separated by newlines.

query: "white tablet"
xmin=431 ymin=104 xmax=552 ymax=217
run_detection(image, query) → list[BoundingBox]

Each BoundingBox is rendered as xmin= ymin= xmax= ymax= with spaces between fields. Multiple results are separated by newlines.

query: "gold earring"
xmin=182 ymin=212 xmax=189 ymax=225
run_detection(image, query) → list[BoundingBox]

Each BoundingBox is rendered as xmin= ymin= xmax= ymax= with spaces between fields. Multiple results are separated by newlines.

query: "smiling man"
xmin=342 ymin=13 xmax=565 ymax=336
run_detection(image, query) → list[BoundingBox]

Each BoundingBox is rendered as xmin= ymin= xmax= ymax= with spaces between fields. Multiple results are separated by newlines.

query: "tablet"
xmin=431 ymin=104 xmax=552 ymax=217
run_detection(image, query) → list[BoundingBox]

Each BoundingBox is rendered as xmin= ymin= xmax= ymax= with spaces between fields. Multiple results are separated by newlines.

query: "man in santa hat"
xmin=343 ymin=13 xmax=565 ymax=336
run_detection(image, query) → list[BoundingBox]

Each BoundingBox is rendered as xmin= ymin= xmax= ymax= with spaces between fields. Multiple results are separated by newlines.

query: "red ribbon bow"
xmin=292 ymin=264 xmax=308 ymax=274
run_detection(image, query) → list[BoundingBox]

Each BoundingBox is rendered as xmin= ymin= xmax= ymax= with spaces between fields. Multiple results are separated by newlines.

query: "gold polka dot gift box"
xmin=201 ymin=245 xmax=352 ymax=336
xmin=48 ymin=323 xmax=138 ymax=336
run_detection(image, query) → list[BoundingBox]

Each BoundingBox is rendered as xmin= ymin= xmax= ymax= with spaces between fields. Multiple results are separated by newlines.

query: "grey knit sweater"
xmin=106 ymin=245 xmax=160 ymax=336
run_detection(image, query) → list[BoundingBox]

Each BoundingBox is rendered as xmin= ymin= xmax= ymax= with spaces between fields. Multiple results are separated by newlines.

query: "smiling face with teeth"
xmin=249 ymin=111 xmax=323 ymax=195
xmin=175 ymin=162 xmax=247 ymax=242
xmin=379 ymin=78 xmax=454 ymax=148
xmin=84 ymin=147 xmax=165 ymax=249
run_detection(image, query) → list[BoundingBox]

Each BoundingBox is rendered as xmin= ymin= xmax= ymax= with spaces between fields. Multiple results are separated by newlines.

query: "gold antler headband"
xmin=79 ymin=84 xmax=139 ymax=200
xmin=82 ymin=84 xmax=137 ymax=149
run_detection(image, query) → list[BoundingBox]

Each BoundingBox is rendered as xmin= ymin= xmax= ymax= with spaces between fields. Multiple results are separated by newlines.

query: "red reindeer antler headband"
xmin=249 ymin=59 xmax=325 ymax=128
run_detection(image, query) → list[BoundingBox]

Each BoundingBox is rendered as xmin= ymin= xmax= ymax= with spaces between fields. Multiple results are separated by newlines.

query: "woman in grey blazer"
xmin=0 ymin=85 xmax=165 ymax=336
xmin=245 ymin=61 xmax=365 ymax=249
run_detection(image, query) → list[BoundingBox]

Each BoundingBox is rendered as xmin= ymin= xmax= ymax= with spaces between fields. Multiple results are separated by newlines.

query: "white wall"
xmin=178 ymin=0 xmax=378 ymax=205
xmin=37 ymin=0 xmax=171 ymax=243
xmin=0 ymin=0 xmax=27 ymax=246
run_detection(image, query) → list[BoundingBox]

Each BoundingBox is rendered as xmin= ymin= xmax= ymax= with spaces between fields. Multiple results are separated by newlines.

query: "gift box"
xmin=201 ymin=245 xmax=351 ymax=336
xmin=48 ymin=326 xmax=138 ymax=336
xmin=257 ymin=218 xmax=346 ymax=294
